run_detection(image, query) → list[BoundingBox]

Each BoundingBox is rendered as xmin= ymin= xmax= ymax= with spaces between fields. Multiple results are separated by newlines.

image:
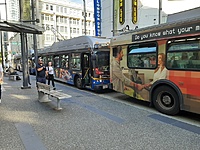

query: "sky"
xmin=140 ymin=0 xmax=200 ymax=14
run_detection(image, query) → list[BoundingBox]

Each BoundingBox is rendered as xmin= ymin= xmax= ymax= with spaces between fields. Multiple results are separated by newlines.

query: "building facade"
xmin=101 ymin=0 xmax=167 ymax=38
xmin=37 ymin=0 xmax=95 ymax=48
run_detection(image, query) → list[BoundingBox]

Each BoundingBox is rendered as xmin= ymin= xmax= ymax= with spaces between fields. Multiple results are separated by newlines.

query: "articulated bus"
xmin=110 ymin=17 xmax=200 ymax=115
xmin=38 ymin=36 xmax=110 ymax=91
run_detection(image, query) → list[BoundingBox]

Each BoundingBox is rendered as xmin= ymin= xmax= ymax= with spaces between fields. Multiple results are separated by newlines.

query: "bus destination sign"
xmin=132 ymin=23 xmax=200 ymax=42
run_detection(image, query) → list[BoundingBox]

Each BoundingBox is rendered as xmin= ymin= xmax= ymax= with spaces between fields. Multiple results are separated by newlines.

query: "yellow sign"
xmin=132 ymin=0 xmax=138 ymax=24
xmin=119 ymin=0 xmax=125 ymax=25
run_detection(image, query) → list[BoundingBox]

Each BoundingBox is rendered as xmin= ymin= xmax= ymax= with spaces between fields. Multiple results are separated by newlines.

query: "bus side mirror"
xmin=91 ymin=54 xmax=96 ymax=60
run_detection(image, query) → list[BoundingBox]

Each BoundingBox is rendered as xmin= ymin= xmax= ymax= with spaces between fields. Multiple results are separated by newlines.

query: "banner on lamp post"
xmin=94 ymin=0 xmax=101 ymax=36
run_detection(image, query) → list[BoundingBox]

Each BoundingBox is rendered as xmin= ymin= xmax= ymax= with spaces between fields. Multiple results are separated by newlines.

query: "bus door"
xmin=81 ymin=53 xmax=91 ymax=86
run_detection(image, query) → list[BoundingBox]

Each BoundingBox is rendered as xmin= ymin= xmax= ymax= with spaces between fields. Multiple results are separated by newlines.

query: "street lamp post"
xmin=83 ymin=0 xmax=86 ymax=35
xmin=0 ymin=0 xmax=8 ymax=68
xmin=158 ymin=0 xmax=162 ymax=24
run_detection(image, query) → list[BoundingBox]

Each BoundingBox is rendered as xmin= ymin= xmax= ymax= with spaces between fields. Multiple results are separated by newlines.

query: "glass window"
xmin=65 ymin=27 xmax=67 ymax=33
xmin=54 ymin=55 xmax=60 ymax=68
xmin=50 ymin=15 xmax=53 ymax=21
xmin=46 ymin=4 xmax=49 ymax=10
xmin=60 ymin=17 xmax=63 ymax=23
xmin=167 ymin=38 xmax=200 ymax=70
xmin=56 ymin=6 xmax=59 ymax=12
xmin=61 ymin=55 xmax=69 ymax=69
xmin=73 ymin=28 xmax=76 ymax=33
xmin=128 ymin=42 xmax=157 ymax=68
xmin=50 ymin=5 xmax=53 ymax=11
xmin=41 ymin=14 xmax=44 ymax=20
xmin=46 ymin=24 xmax=50 ymax=30
xmin=60 ymin=26 xmax=64 ymax=32
xmin=71 ymin=53 xmax=80 ymax=70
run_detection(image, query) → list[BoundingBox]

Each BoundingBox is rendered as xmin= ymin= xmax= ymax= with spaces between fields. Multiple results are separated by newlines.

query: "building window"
xmin=46 ymin=24 xmax=50 ymax=30
xmin=60 ymin=7 xmax=63 ymax=13
xmin=46 ymin=34 xmax=51 ymax=41
xmin=64 ymin=7 xmax=67 ymax=13
xmin=46 ymin=4 xmax=49 ymax=10
xmin=50 ymin=5 xmax=53 ymax=11
xmin=77 ymin=28 xmax=79 ymax=34
xmin=73 ymin=19 xmax=76 ymax=25
xmin=45 ymin=15 xmax=50 ymax=21
xmin=56 ymin=16 xmax=59 ymax=22
xmin=64 ymin=17 xmax=67 ymax=23
xmin=41 ymin=14 xmax=44 ymax=20
xmin=60 ymin=26 xmax=64 ymax=32
xmin=56 ymin=6 xmax=59 ymax=12
xmin=65 ymin=27 xmax=67 ymax=33
xmin=50 ymin=15 xmax=53 ymax=21
xmin=73 ymin=28 xmax=76 ymax=33
xmin=51 ymin=35 xmax=54 ymax=41
xmin=42 ymin=24 xmax=45 ymax=30
xmin=60 ymin=17 xmax=63 ymax=23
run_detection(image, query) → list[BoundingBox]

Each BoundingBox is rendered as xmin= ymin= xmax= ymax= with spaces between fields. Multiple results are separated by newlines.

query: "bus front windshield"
xmin=94 ymin=51 xmax=110 ymax=76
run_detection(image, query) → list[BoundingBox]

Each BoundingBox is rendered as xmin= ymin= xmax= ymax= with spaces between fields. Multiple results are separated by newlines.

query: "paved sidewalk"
xmin=1 ymin=75 xmax=200 ymax=150
xmin=0 ymin=75 xmax=42 ymax=150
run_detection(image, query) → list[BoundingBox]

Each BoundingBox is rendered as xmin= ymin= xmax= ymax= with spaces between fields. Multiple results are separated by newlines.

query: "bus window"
xmin=94 ymin=51 xmax=110 ymax=74
xmin=61 ymin=54 xmax=69 ymax=69
xmin=54 ymin=55 xmax=60 ymax=68
xmin=71 ymin=53 xmax=80 ymax=70
xmin=128 ymin=42 xmax=157 ymax=68
xmin=167 ymin=39 xmax=200 ymax=70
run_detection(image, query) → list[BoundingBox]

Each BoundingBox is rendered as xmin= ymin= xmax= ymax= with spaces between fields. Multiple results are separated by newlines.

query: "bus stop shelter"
xmin=0 ymin=20 xmax=44 ymax=88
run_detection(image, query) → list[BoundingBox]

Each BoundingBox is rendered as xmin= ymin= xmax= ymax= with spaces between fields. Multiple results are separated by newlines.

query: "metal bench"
xmin=37 ymin=82 xmax=71 ymax=110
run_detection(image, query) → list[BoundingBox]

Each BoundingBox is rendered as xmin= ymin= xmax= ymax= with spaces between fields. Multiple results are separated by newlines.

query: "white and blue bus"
xmin=38 ymin=36 xmax=110 ymax=91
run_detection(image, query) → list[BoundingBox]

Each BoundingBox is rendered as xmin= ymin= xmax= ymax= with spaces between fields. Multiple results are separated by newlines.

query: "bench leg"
xmin=38 ymin=92 xmax=51 ymax=103
xmin=54 ymin=99 xmax=62 ymax=110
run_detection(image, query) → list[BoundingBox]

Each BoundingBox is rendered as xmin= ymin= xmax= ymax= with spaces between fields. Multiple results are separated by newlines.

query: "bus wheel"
xmin=153 ymin=86 xmax=180 ymax=115
xmin=75 ymin=77 xmax=82 ymax=89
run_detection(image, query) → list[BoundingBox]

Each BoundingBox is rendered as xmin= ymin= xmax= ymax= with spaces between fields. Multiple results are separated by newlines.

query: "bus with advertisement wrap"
xmin=38 ymin=36 xmax=110 ymax=91
xmin=110 ymin=17 xmax=200 ymax=115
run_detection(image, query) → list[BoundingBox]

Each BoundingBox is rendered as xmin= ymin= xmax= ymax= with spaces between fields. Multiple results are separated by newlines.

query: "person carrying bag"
xmin=46 ymin=61 xmax=56 ymax=90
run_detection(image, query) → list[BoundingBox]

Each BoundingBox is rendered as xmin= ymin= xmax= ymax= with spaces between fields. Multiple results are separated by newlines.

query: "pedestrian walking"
xmin=0 ymin=63 xmax=3 ymax=103
xmin=46 ymin=61 xmax=56 ymax=90
xmin=36 ymin=57 xmax=46 ymax=84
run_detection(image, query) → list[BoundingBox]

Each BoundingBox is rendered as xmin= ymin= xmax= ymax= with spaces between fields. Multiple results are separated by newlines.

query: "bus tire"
xmin=152 ymin=85 xmax=180 ymax=115
xmin=75 ymin=77 xmax=82 ymax=89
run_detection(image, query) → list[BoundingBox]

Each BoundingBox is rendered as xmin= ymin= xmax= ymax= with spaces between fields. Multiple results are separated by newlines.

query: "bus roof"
xmin=48 ymin=36 xmax=110 ymax=53
xmin=111 ymin=16 xmax=200 ymax=46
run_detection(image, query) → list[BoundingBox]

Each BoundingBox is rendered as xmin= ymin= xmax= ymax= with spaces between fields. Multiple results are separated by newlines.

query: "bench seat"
xmin=37 ymin=82 xmax=71 ymax=110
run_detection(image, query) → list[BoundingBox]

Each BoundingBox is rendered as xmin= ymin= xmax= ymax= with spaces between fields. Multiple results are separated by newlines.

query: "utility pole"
xmin=31 ymin=0 xmax=38 ymax=72
xmin=0 ymin=12 xmax=4 ymax=68
xmin=83 ymin=0 xmax=86 ymax=35
xmin=158 ymin=0 xmax=162 ymax=24
xmin=0 ymin=0 xmax=8 ymax=68
xmin=19 ymin=0 xmax=30 ymax=89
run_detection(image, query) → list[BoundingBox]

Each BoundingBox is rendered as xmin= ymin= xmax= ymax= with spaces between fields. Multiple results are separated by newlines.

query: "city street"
xmin=0 ymin=75 xmax=200 ymax=150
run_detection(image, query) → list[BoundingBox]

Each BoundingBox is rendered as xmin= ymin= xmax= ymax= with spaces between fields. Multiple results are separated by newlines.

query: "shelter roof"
xmin=0 ymin=20 xmax=44 ymax=34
